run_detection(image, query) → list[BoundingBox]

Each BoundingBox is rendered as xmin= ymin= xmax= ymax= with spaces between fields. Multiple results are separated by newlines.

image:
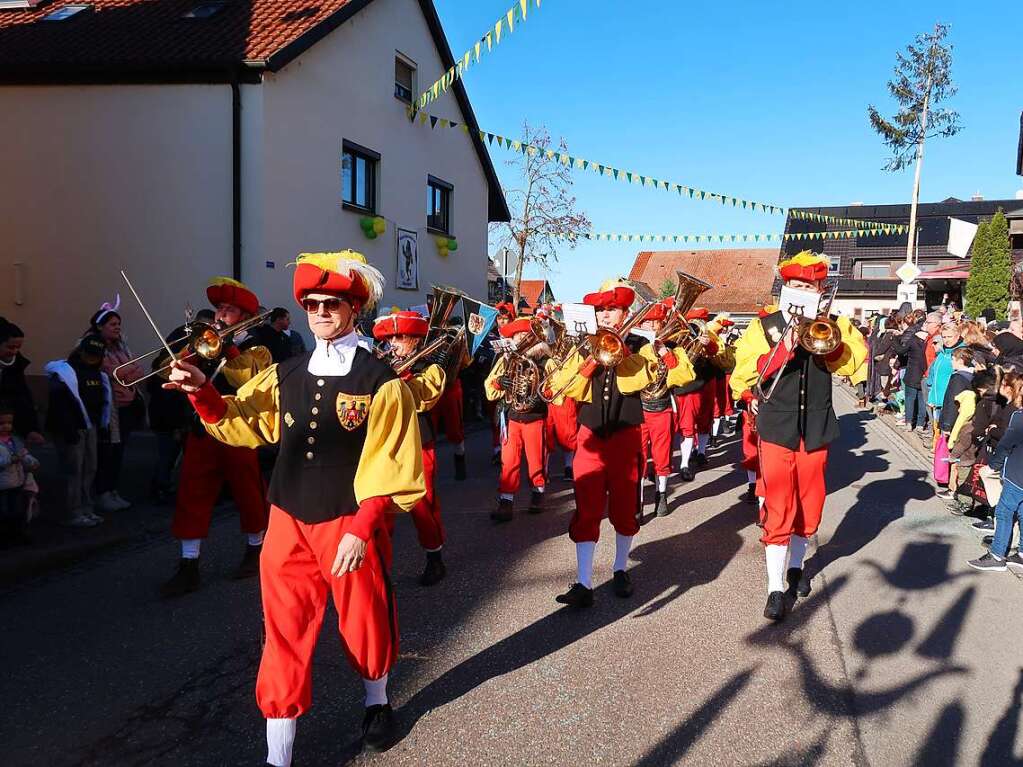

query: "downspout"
xmin=231 ymin=77 xmax=242 ymax=281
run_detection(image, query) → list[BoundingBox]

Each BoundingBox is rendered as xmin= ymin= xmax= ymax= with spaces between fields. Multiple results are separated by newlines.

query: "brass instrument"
xmin=499 ymin=318 xmax=546 ymax=412
xmin=755 ymin=283 xmax=842 ymax=402
xmin=385 ymin=286 xmax=469 ymax=377
xmin=641 ymin=272 xmax=712 ymax=402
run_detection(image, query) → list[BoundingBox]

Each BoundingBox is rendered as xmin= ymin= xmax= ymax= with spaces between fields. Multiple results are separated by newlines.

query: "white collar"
xmin=307 ymin=330 xmax=360 ymax=376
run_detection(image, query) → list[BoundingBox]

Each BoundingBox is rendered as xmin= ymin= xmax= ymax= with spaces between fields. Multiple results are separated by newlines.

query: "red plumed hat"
xmin=686 ymin=307 xmax=710 ymax=321
xmin=372 ymin=310 xmax=428 ymax=340
xmin=292 ymin=250 xmax=384 ymax=309
xmin=583 ymin=286 xmax=634 ymax=310
xmin=643 ymin=302 xmax=668 ymax=322
xmin=777 ymin=251 xmax=829 ymax=283
xmin=207 ymin=277 xmax=259 ymax=316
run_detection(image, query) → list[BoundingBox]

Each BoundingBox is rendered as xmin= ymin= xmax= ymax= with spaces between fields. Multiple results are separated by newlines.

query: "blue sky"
xmin=432 ymin=0 xmax=1023 ymax=302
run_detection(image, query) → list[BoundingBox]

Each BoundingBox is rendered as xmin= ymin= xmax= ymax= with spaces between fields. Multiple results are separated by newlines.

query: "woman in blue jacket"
xmin=927 ymin=324 xmax=964 ymax=421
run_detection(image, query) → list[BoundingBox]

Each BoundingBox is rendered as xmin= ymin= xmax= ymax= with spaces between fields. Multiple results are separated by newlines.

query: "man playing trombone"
xmin=731 ymin=251 xmax=866 ymax=622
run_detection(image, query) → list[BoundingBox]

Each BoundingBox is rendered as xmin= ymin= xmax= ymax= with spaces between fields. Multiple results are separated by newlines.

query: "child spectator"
xmin=935 ymin=347 xmax=973 ymax=500
xmin=44 ymin=335 xmax=111 ymax=528
xmin=0 ymin=404 xmax=40 ymax=546
xmin=0 ymin=319 xmax=44 ymax=444
xmin=946 ymin=369 xmax=995 ymax=514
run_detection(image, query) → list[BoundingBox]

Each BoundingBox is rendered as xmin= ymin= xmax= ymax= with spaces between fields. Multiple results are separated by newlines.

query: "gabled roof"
xmin=0 ymin=0 xmax=510 ymax=221
xmin=518 ymin=279 xmax=553 ymax=312
xmin=629 ymin=249 xmax=778 ymax=313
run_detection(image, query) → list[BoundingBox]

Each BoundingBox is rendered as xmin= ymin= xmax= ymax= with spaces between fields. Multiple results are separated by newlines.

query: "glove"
xmin=433 ymin=347 xmax=451 ymax=370
xmin=498 ymin=375 xmax=514 ymax=391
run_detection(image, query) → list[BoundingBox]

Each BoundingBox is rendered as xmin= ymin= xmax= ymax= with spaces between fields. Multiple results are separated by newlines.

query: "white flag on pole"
xmin=947 ymin=217 xmax=978 ymax=259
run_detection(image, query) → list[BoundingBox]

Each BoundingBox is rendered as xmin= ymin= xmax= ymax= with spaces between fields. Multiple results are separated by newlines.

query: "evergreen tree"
xmin=964 ymin=211 xmax=1011 ymax=319
xmin=659 ymin=276 xmax=677 ymax=298
xmin=964 ymin=221 xmax=990 ymax=318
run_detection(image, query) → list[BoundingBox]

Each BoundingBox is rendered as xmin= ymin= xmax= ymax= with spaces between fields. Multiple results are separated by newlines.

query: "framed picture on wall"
xmin=396 ymin=228 xmax=419 ymax=290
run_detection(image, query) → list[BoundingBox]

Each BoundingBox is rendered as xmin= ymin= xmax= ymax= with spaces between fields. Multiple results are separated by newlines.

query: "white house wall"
xmin=0 ymin=84 xmax=233 ymax=364
xmin=249 ymin=0 xmax=491 ymax=316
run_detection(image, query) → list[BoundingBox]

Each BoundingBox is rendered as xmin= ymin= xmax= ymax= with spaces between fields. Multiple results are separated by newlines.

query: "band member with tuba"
xmin=638 ymin=300 xmax=696 ymax=517
xmin=486 ymin=316 xmax=558 ymax=520
xmin=161 ymin=277 xmax=272 ymax=597
xmin=732 ymin=251 xmax=865 ymax=622
xmin=672 ymin=307 xmax=718 ymax=481
xmin=372 ymin=310 xmax=448 ymax=586
xmin=163 ymin=251 xmax=425 ymax=760
xmin=550 ymin=281 xmax=685 ymax=608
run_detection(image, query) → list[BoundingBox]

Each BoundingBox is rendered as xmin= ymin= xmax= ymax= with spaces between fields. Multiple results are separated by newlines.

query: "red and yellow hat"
xmin=709 ymin=312 xmax=733 ymax=332
xmin=583 ymin=286 xmax=634 ymax=310
xmin=495 ymin=301 xmax=517 ymax=319
xmin=207 ymin=277 xmax=259 ymax=316
xmin=778 ymin=250 xmax=829 ymax=283
xmin=372 ymin=310 xmax=428 ymax=341
xmin=499 ymin=317 xmax=535 ymax=338
xmin=686 ymin=307 xmax=710 ymax=321
xmin=292 ymin=250 xmax=384 ymax=310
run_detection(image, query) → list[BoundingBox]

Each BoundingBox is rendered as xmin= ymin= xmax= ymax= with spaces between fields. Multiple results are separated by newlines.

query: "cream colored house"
xmin=0 ymin=0 xmax=508 ymax=362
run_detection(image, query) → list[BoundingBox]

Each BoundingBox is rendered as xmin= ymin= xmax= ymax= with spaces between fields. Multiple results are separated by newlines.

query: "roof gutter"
xmin=231 ymin=75 xmax=242 ymax=281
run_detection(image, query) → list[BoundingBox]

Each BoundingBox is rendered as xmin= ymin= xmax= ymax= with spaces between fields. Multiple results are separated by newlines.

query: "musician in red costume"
xmin=672 ymin=307 xmax=718 ymax=480
xmin=708 ymin=315 xmax=736 ymax=446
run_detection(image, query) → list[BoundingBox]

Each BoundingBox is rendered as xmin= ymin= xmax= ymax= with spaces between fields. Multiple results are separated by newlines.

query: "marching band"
xmin=126 ymin=247 xmax=864 ymax=765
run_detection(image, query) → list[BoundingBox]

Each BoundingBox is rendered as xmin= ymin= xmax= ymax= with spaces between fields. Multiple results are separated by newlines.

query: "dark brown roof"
xmin=629 ymin=249 xmax=779 ymax=313
xmin=0 ymin=0 xmax=510 ymax=221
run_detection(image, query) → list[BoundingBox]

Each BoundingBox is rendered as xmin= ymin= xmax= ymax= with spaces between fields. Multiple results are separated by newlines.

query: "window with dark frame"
xmin=395 ymin=56 xmax=415 ymax=104
xmin=427 ymin=176 xmax=452 ymax=233
xmin=341 ymin=141 xmax=379 ymax=213
xmin=827 ymin=256 xmax=841 ymax=275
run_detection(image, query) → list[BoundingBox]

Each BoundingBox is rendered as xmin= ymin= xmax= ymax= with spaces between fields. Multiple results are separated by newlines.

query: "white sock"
xmin=656 ymin=475 xmax=668 ymax=493
xmin=697 ymin=433 xmax=710 ymax=454
xmin=533 ymin=484 xmax=545 ymax=494
xmin=765 ymin=544 xmax=788 ymax=594
xmin=613 ymin=533 xmax=633 ymax=573
xmin=576 ymin=541 xmax=596 ymax=589
xmin=363 ymin=674 xmax=388 ymax=707
xmin=247 ymin=530 xmax=265 ymax=547
xmin=788 ymin=535 xmax=809 ymax=570
xmin=499 ymin=492 xmax=514 ymax=501
xmin=181 ymin=539 xmax=201 ymax=559
xmin=454 ymin=441 xmax=466 ymax=456
xmin=712 ymin=418 xmax=721 ymax=437
xmin=758 ymin=496 xmax=765 ymax=510
xmin=680 ymin=437 xmax=694 ymax=468
xmin=564 ymin=451 xmax=574 ymax=469
xmin=266 ymin=718 xmax=296 ymax=767
xmin=746 ymin=470 xmax=757 ymax=484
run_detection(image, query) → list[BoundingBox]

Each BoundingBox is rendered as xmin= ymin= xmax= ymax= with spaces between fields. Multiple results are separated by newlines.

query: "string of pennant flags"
xmin=407 ymin=111 xmax=907 ymax=233
xmin=572 ymin=227 xmax=907 ymax=245
xmin=414 ymin=0 xmax=544 ymax=111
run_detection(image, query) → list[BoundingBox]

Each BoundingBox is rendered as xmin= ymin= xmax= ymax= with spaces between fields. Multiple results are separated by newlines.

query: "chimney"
xmin=971 ymin=191 xmax=984 ymax=202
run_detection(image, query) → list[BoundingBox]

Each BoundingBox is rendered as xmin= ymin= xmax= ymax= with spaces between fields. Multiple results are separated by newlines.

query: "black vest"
xmin=268 ymin=348 xmax=398 ymax=524
xmin=756 ymin=348 xmax=839 ymax=451
xmin=672 ymin=356 xmax=714 ymax=396
xmin=578 ymin=339 xmax=644 ymax=437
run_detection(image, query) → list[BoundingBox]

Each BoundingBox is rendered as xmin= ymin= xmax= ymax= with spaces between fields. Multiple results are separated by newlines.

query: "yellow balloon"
xmin=373 ymin=218 xmax=386 ymax=234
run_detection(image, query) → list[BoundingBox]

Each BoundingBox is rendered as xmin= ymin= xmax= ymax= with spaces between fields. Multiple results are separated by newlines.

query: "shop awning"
xmin=917 ymin=265 xmax=970 ymax=280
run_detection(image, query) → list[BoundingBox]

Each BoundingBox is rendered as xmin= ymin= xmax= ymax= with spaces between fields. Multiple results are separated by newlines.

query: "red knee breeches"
xmin=674 ymin=389 xmax=711 ymax=438
xmin=431 ymin=380 xmax=465 ymax=444
xmin=500 ymin=419 xmax=547 ymax=494
xmin=570 ymin=425 xmax=642 ymax=543
xmin=409 ymin=442 xmax=444 ymax=551
xmin=546 ymin=398 xmax=578 ymax=452
xmin=758 ymin=438 xmax=828 ymax=546
xmin=740 ymin=416 xmax=759 ymax=472
xmin=256 ymin=506 xmax=398 ymax=719
xmin=641 ymin=409 xmax=674 ymax=477
xmin=712 ymin=376 xmax=734 ymax=418
xmin=172 ymin=431 xmax=268 ymax=540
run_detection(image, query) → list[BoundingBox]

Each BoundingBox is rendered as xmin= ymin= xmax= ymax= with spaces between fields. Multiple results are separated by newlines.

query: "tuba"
xmin=387 ymin=286 xmax=468 ymax=377
xmin=500 ymin=318 xmax=547 ymax=412
xmin=641 ymin=272 xmax=712 ymax=402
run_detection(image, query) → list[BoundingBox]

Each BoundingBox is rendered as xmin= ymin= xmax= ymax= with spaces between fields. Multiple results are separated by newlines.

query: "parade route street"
xmin=3 ymin=387 xmax=1021 ymax=767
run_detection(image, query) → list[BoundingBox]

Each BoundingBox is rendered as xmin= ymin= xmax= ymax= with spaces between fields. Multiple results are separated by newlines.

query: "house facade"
xmin=0 ymin=0 xmax=508 ymax=363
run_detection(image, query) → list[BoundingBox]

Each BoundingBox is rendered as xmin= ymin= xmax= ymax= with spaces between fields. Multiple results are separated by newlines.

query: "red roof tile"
xmin=629 ymin=249 xmax=779 ymax=313
xmin=518 ymin=279 xmax=553 ymax=313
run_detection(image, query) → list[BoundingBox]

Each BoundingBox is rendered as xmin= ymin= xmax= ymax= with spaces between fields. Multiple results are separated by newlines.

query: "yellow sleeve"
xmin=825 ymin=317 xmax=868 ymax=377
xmin=731 ymin=320 xmax=770 ymax=400
xmin=712 ymin=338 xmax=736 ymax=371
xmin=405 ymin=364 xmax=446 ymax=412
xmin=665 ymin=345 xmax=696 ymax=388
xmin=201 ymin=364 xmax=281 ymax=448
xmin=484 ymin=355 xmax=507 ymax=403
xmin=949 ymin=391 xmax=976 ymax=445
xmin=354 ymin=378 xmax=426 ymax=512
xmin=549 ymin=347 xmax=593 ymax=403
xmin=222 ymin=345 xmax=272 ymax=390
xmin=616 ymin=346 xmax=659 ymax=394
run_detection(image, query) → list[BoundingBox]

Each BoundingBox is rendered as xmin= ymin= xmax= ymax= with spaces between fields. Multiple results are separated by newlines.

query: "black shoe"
xmin=490 ymin=498 xmax=514 ymax=523
xmin=563 ymin=466 xmax=574 ymax=481
xmin=419 ymin=550 xmax=446 ymax=586
xmin=1005 ymin=552 xmax=1023 ymax=571
xmin=983 ymin=534 xmax=994 ymax=545
xmin=654 ymin=491 xmax=670 ymax=517
xmin=555 ymin=582 xmax=594 ymax=608
xmin=362 ymin=703 xmax=398 ymax=752
xmin=612 ymin=570 xmax=633 ymax=598
xmin=232 ymin=544 xmax=261 ymax=580
xmin=693 ymin=452 xmax=708 ymax=467
xmin=764 ymin=591 xmax=787 ymax=621
xmin=527 ymin=490 xmax=544 ymax=514
xmin=948 ymin=501 xmax=970 ymax=517
xmin=453 ymin=453 xmax=467 ymax=481
xmin=160 ymin=558 xmax=200 ymax=598
xmin=972 ymin=518 xmax=995 ymax=531
xmin=786 ymin=567 xmax=811 ymax=598
xmin=680 ymin=467 xmax=695 ymax=482
xmin=708 ymin=435 xmax=718 ymax=448
xmin=743 ymin=484 xmax=757 ymax=504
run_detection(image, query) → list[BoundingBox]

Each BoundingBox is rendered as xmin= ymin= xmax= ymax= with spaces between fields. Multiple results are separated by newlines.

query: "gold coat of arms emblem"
xmin=336 ymin=393 xmax=371 ymax=431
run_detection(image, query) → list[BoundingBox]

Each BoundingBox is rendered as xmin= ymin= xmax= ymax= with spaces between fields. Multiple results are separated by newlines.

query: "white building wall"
xmin=0 ymin=85 xmax=233 ymax=364
xmin=249 ymin=0 xmax=492 ymax=316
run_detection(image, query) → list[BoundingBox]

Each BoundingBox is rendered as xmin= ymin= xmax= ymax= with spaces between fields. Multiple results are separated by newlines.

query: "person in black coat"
xmin=992 ymin=332 xmax=1023 ymax=373
xmin=0 ymin=320 xmax=44 ymax=445
xmin=895 ymin=313 xmax=930 ymax=430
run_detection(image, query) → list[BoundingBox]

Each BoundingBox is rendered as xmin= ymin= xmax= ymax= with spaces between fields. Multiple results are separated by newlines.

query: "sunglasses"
xmin=301 ymin=297 xmax=349 ymax=314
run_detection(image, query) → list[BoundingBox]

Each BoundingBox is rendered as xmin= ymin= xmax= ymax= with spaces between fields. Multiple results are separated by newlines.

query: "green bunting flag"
xmin=574 ymin=228 xmax=902 ymax=244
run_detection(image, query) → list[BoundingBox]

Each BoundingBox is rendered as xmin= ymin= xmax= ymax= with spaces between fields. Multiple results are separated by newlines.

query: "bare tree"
xmin=868 ymin=23 xmax=961 ymax=264
xmin=490 ymin=123 xmax=590 ymax=307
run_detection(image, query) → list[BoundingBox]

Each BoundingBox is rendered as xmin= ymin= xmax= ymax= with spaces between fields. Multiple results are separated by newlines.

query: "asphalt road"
xmin=3 ymin=388 xmax=1021 ymax=766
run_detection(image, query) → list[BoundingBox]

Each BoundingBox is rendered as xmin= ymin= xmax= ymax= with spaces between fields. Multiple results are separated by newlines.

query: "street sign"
xmin=895 ymin=262 xmax=922 ymax=283
xmin=897 ymin=283 xmax=919 ymax=304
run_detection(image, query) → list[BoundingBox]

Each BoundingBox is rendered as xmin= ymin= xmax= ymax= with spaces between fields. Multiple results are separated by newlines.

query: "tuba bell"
xmin=641 ymin=272 xmax=712 ymax=401
xmin=500 ymin=318 xmax=547 ymax=412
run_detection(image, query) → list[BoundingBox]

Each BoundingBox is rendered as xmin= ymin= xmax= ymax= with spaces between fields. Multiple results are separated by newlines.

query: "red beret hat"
xmin=291 ymin=251 xmax=383 ymax=309
xmin=686 ymin=307 xmax=710 ymax=321
xmin=500 ymin=317 xmax=535 ymax=338
xmin=495 ymin=301 xmax=517 ymax=318
xmin=372 ymin=311 xmax=429 ymax=340
xmin=719 ymin=318 xmax=735 ymax=327
xmin=583 ymin=286 xmax=634 ymax=310
xmin=643 ymin=302 xmax=668 ymax=322
xmin=778 ymin=252 xmax=829 ymax=283
xmin=207 ymin=278 xmax=259 ymax=316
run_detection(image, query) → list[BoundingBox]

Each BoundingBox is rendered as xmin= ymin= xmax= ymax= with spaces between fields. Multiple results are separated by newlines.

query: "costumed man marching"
xmin=483 ymin=301 xmax=518 ymax=466
xmin=672 ymin=307 xmax=718 ymax=481
xmin=708 ymin=314 xmax=737 ymax=445
xmin=161 ymin=278 xmax=272 ymax=597
xmin=486 ymin=316 xmax=558 ymax=521
xmin=550 ymin=282 xmax=690 ymax=607
xmin=638 ymin=300 xmax=696 ymax=518
xmin=373 ymin=311 xmax=448 ymax=586
xmin=732 ymin=251 xmax=865 ymax=621
xmin=431 ymin=318 xmax=469 ymax=481
xmin=164 ymin=251 xmax=425 ymax=761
